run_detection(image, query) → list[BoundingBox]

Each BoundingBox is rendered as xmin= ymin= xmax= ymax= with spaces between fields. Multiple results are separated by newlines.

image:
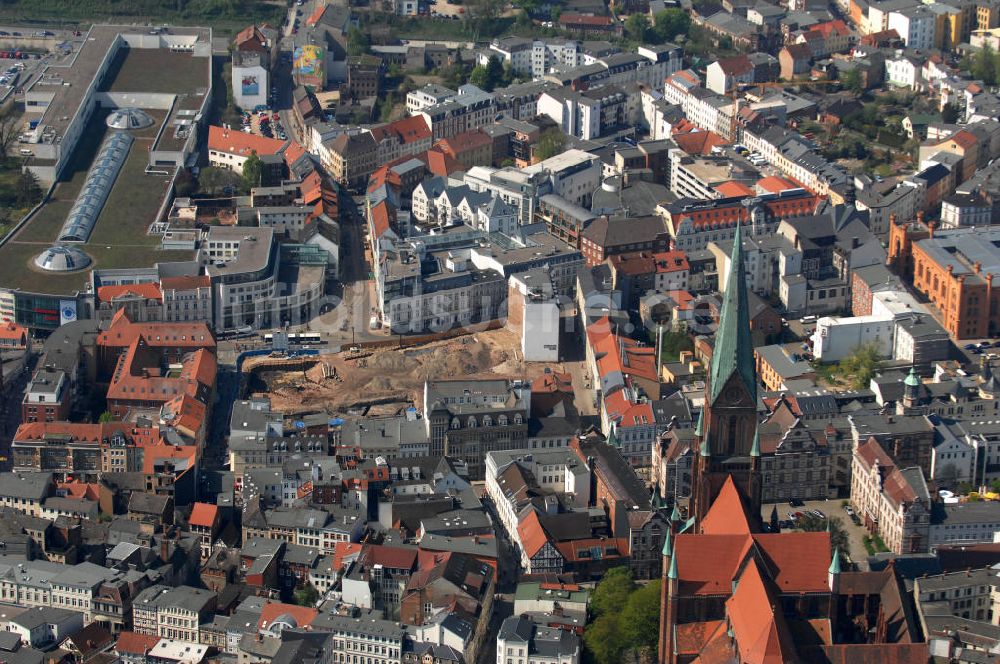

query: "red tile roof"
xmin=654 ymin=250 xmax=689 ymax=274
xmin=517 ymin=510 xmax=553 ymax=559
xmin=756 ymin=176 xmax=800 ymax=193
xmin=362 ymin=544 xmax=418 ymax=570
xmin=813 ymin=19 xmax=850 ymax=37
xmin=371 ymin=116 xmax=431 ymax=146
xmin=258 ymin=602 xmax=319 ymax=631
xmin=554 ymin=537 xmax=629 ymax=562
xmin=332 ymin=542 xmax=363 ymax=572
xmin=700 ymin=476 xmax=754 ymax=535
xmin=141 ymin=444 xmax=197 ymax=475
xmin=99 ymin=311 xmax=215 ymax=350
xmin=208 ymin=125 xmax=287 ymax=159
xmin=559 ymin=12 xmax=614 ymax=26
xmin=97 ymin=283 xmax=163 ymax=303
xmin=672 ymin=129 xmax=727 ymax=156
xmin=189 ymin=502 xmax=219 ymax=528
xmin=673 ymin=530 xmax=830 ymax=596
xmin=115 ymin=632 xmax=160 ymax=656
xmin=949 ymin=129 xmax=978 ymax=150
xmin=714 ymin=181 xmax=755 ymax=198
xmin=0 ymin=322 xmax=27 ymax=344
xmin=15 ymin=422 xmax=161 ymax=446
xmin=726 ymin=559 xmax=797 ymax=663
xmin=370 ymin=200 xmax=394 ymax=239
xmin=436 ymin=130 xmax=491 ymax=157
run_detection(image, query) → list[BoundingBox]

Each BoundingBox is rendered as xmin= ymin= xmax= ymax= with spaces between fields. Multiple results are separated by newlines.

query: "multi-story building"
xmin=889 ymin=222 xmax=1000 ymax=339
xmin=424 ymin=379 xmax=531 ymax=480
xmin=132 ymin=586 xmax=217 ymax=643
xmin=201 ymin=226 xmax=326 ymax=332
xmin=851 ymin=437 xmax=932 ymax=554
xmin=536 ymin=86 xmax=631 ymax=140
xmin=658 ymin=189 xmax=819 ymax=252
xmin=313 ymin=609 xmax=404 ymax=664
xmin=94 ymin=276 xmax=213 ymax=326
xmin=22 ymin=367 xmax=70 ymax=424
xmin=323 ymin=132 xmax=378 ymax=190
xmin=496 ymin=616 xmax=580 ymax=664
xmin=370 ymin=116 xmax=433 ymax=167
xmin=485 ymin=448 xmax=591 ymax=552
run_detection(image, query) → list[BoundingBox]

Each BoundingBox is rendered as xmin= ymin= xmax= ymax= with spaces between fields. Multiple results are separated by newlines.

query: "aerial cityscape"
xmin=1 ymin=0 xmax=1000 ymax=662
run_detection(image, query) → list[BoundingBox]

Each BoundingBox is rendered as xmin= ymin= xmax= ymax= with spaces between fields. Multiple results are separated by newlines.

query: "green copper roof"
xmin=694 ymin=409 xmax=704 ymax=437
xmin=750 ymin=427 xmax=760 ymax=457
xmin=670 ymin=503 xmax=681 ymax=522
xmin=661 ymin=528 xmax=672 ymax=557
xmin=829 ymin=547 xmax=841 ymax=575
xmin=700 ymin=436 xmax=710 ymax=457
xmin=904 ymin=367 xmax=920 ymax=387
xmin=709 ymin=222 xmax=757 ymax=405
xmin=668 ymin=549 xmax=678 ymax=579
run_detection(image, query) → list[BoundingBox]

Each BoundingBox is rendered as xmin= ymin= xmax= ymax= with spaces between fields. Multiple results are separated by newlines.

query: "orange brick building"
xmin=889 ymin=216 xmax=1000 ymax=339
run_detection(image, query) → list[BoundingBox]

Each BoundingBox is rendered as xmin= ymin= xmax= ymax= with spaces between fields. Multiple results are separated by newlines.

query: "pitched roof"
xmin=726 ymin=559 xmax=798 ymax=663
xmin=258 ymin=602 xmax=318 ymax=631
xmin=115 ymin=632 xmax=160 ymax=656
xmin=714 ymin=181 xmax=755 ymax=198
xmin=708 ymin=221 xmax=756 ymax=404
xmin=517 ymin=510 xmax=554 ymax=559
xmin=97 ymin=283 xmax=162 ymax=302
xmin=208 ymin=125 xmax=287 ymax=158
xmin=189 ymin=502 xmax=219 ymax=528
xmin=699 ymin=476 xmax=754 ymax=535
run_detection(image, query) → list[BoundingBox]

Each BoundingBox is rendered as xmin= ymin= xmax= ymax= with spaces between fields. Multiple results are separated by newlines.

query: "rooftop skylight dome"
xmin=106 ymin=107 xmax=155 ymax=131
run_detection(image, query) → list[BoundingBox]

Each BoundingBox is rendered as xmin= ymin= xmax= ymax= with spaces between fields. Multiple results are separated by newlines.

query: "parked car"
xmin=811 ymin=509 xmax=826 ymax=519
xmin=788 ymin=498 xmax=804 ymax=507
xmin=964 ymin=343 xmax=977 ymax=350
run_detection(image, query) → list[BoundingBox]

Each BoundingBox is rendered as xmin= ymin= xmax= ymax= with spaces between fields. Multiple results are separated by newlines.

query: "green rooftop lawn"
xmin=100 ymin=48 xmax=210 ymax=94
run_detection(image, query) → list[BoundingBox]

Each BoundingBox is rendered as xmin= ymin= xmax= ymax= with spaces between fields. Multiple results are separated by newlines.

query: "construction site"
xmin=242 ymin=327 xmax=559 ymax=418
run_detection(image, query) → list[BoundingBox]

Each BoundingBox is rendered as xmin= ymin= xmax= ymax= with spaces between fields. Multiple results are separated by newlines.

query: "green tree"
xmin=839 ymin=342 xmax=884 ymax=389
xmin=620 ymin=580 xmax=662 ymax=654
xmin=797 ymin=514 xmax=850 ymax=559
xmin=485 ymin=55 xmax=504 ymax=90
xmin=294 ymin=583 xmax=320 ymax=606
xmin=624 ymin=13 xmax=649 ymax=42
xmin=15 ymin=168 xmax=40 ymax=208
xmin=590 ymin=567 xmax=635 ymax=617
xmin=470 ymin=64 xmax=490 ymax=89
xmin=346 ymin=27 xmax=371 ymax=56
xmin=534 ymin=128 xmax=566 ymax=161
xmin=841 ymin=68 xmax=863 ymax=95
xmin=648 ymin=326 xmax=693 ymax=364
xmin=241 ymin=151 xmax=263 ymax=192
xmin=98 ymin=411 xmax=116 ymax=423
xmin=651 ymin=8 xmax=690 ymax=42
xmin=584 ymin=613 xmax=625 ymax=664
xmin=971 ymin=44 xmax=998 ymax=86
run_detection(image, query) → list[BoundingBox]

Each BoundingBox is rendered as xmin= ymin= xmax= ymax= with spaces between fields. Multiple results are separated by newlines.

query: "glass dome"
xmin=34 ymin=245 xmax=92 ymax=272
xmin=106 ymin=107 xmax=155 ymax=131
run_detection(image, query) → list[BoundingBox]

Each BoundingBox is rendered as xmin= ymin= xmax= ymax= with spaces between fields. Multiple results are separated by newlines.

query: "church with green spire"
xmin=689 ymin=222 xmax=763 ymax=526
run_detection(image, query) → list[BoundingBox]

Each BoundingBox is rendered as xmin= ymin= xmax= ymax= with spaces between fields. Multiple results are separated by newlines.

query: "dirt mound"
xmin=257 ymin=327 xmax=551 ymax=416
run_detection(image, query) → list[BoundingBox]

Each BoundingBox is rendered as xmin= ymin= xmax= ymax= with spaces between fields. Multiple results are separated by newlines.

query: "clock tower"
xmin=689 ymin=222 xmax=762 ymax=526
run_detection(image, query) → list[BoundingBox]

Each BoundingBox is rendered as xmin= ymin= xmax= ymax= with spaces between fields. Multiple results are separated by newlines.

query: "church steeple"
xmin=690 ymin=220 xmax=762 ymax=527
xmin=709 ymin=222 xmax=757 ymax=406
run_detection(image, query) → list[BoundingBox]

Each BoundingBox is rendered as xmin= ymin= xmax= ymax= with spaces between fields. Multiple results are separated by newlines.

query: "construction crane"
xmin=729 ymin=79 xmax=842 ymax=142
